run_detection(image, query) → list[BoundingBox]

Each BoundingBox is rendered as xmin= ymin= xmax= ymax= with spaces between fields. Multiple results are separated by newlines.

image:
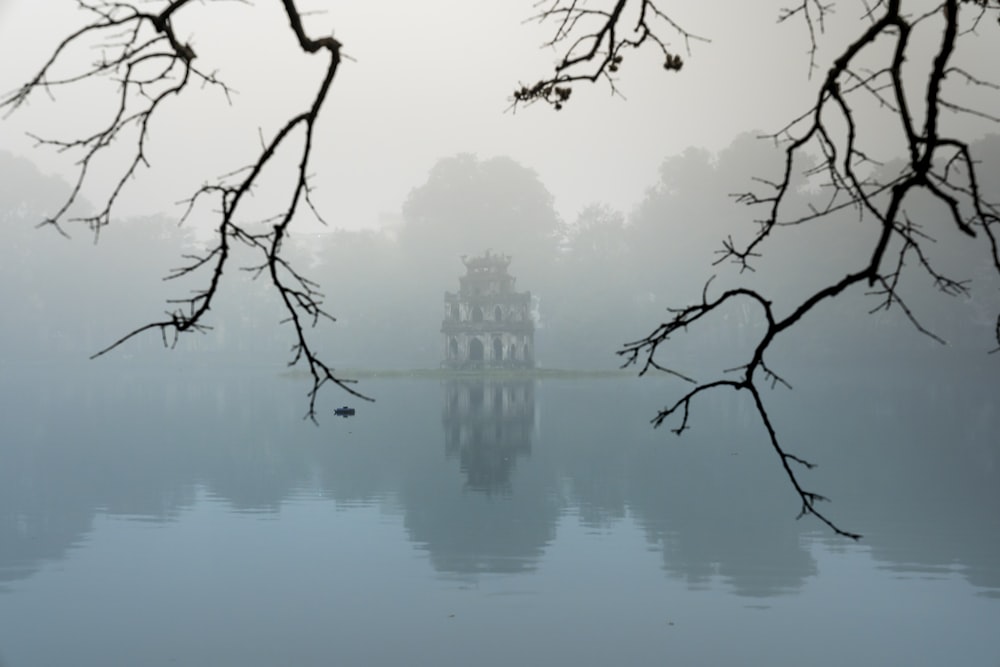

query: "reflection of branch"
xmin=622 ymin=0 xmax=1000 ymax=539
xmin=3 ymin=0 xmax=372 ymax=420
xmin=512 ymin=0 xmax=707 ymax=109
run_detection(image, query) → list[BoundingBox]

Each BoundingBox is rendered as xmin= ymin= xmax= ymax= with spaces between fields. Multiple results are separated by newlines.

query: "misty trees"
xmin=0 ymin=150 xmax=202 ymax=359
xmin=4 ymin=0 xmax=1000 ymax=536
xmin=553 ymin=204 xmax=642 ymax=361
xmin=400 ymin=154 xmax=563 ymax=282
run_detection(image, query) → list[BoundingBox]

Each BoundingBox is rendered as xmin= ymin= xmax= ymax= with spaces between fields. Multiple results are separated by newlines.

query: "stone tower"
xmin=441 ymin=251 xmax=534 ymax=369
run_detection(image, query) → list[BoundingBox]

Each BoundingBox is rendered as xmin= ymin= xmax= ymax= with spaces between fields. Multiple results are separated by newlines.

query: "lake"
xmin=1 ymin=364 xmax=998 ymax=666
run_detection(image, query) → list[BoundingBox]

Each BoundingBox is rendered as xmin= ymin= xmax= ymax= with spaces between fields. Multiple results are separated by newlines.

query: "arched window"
xmin=493 ymin=337 xmax=503 ymax=362
xmin=509 ymin=344 xmax=517 ymax=361
xmin=469 ymin=338 xmax=484 ymax=362
xmin=449 ymin=337 xmax=458 ymax=359
xmin=494 ymin=305 xmax=503 ymax=322
xmin=472 ymin=306 xmax=483 ymax=322
xmin=450 ymin=303 xmax=459 ymax=321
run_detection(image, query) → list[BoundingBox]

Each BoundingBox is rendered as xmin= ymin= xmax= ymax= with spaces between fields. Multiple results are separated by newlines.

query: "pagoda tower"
xmin=441 ymin=251 xmax=534 ymax=369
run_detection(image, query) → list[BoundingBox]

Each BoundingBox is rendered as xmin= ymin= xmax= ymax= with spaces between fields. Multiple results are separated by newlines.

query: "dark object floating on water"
xmin=334 ymin=406 xmax=356 ymax=417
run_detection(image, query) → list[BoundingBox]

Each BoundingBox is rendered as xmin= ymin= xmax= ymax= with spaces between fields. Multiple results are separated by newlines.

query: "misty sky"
xmin=2 ymin=1 xmax=998 ymax=237
xmin=0 ymin=1 xmax=964 ymax=233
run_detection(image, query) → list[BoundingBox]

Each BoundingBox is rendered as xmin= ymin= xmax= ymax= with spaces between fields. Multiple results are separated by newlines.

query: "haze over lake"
xmin=1 ymin=365 xmax=997 ymax=666
xmin=3 ymin=2 xmax=1000 ymax=664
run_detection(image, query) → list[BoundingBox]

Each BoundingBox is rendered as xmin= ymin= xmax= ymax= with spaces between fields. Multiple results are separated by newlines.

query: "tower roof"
xmin=462 ymin=250 xmax=510 ymax=273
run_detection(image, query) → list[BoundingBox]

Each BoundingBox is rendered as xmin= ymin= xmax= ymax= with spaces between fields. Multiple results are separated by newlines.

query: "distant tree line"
xmin=4 ymin=133 xmax=997 ymax=372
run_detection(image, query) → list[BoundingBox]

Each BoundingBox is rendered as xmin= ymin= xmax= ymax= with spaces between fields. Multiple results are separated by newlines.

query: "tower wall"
xmin=441 ymin=252 xmax=535 ymax=369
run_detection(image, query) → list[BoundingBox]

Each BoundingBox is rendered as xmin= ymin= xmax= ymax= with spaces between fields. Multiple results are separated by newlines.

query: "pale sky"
xmin=1 ymin=1 xmax=995 ymax=232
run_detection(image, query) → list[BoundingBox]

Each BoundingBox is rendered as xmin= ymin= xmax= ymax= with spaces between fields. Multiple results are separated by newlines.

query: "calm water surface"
xmin=0 ymin=365 xmax=998 ymax=666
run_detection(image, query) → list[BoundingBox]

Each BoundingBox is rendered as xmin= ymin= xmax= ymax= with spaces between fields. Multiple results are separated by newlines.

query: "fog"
xmin=3 ymin=133 xmax=999 ymax=372
xmin=2 ymin=1 xmax=998 ymax=375
xmin=0 ymin=1 xmax=809 ymax=229
xmin=3 ymin=4 xmax=1000 ymax=665
xmin=1 ymin=0 xmax=992 ymax=227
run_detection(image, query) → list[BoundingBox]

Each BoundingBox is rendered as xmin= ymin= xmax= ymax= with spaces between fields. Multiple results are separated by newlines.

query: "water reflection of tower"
xmin=442 ymin=379 xmax=536 ymax=494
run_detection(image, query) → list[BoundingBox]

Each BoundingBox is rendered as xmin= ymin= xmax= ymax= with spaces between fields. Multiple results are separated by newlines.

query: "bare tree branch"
xmin=511 ymin=0 xmax=708 ymax=109
xmin=620 ymin=0 xmax=1000 ymax=539
xmin=777 ymin=0 xmax=835 ymax=76
xmin=2 ymin=0 xmax=372 ymax=420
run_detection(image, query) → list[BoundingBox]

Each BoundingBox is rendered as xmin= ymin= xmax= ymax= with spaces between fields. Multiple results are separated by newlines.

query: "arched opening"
xmin=448 ymin=337 xmax=458 ymax=359
xmin=493 ymin=337 xmax=503 ymax=362
xmin=494 ymin=305 xmax=503 ymax=321
xmin=450 ymin=303 xmax=459 ymax=320
xmin=472 ymin=306 xmax=483 ymax=322
xmin=509 ymin=344 xmax=517 ymax=361
xmin=469 ymin=337 xmax=484 ymax=362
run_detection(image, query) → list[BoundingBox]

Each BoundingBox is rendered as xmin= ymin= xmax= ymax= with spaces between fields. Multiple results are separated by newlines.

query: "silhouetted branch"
xmin=511 ymin=0 xmax=708 ymax=109
xmin=2 ymin=0 xmax=372 ymax=420
xmin=777 ymin=0 xmax=834 ymax=76
xmin=622 ymin=0 xmax=1000 ymax=538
